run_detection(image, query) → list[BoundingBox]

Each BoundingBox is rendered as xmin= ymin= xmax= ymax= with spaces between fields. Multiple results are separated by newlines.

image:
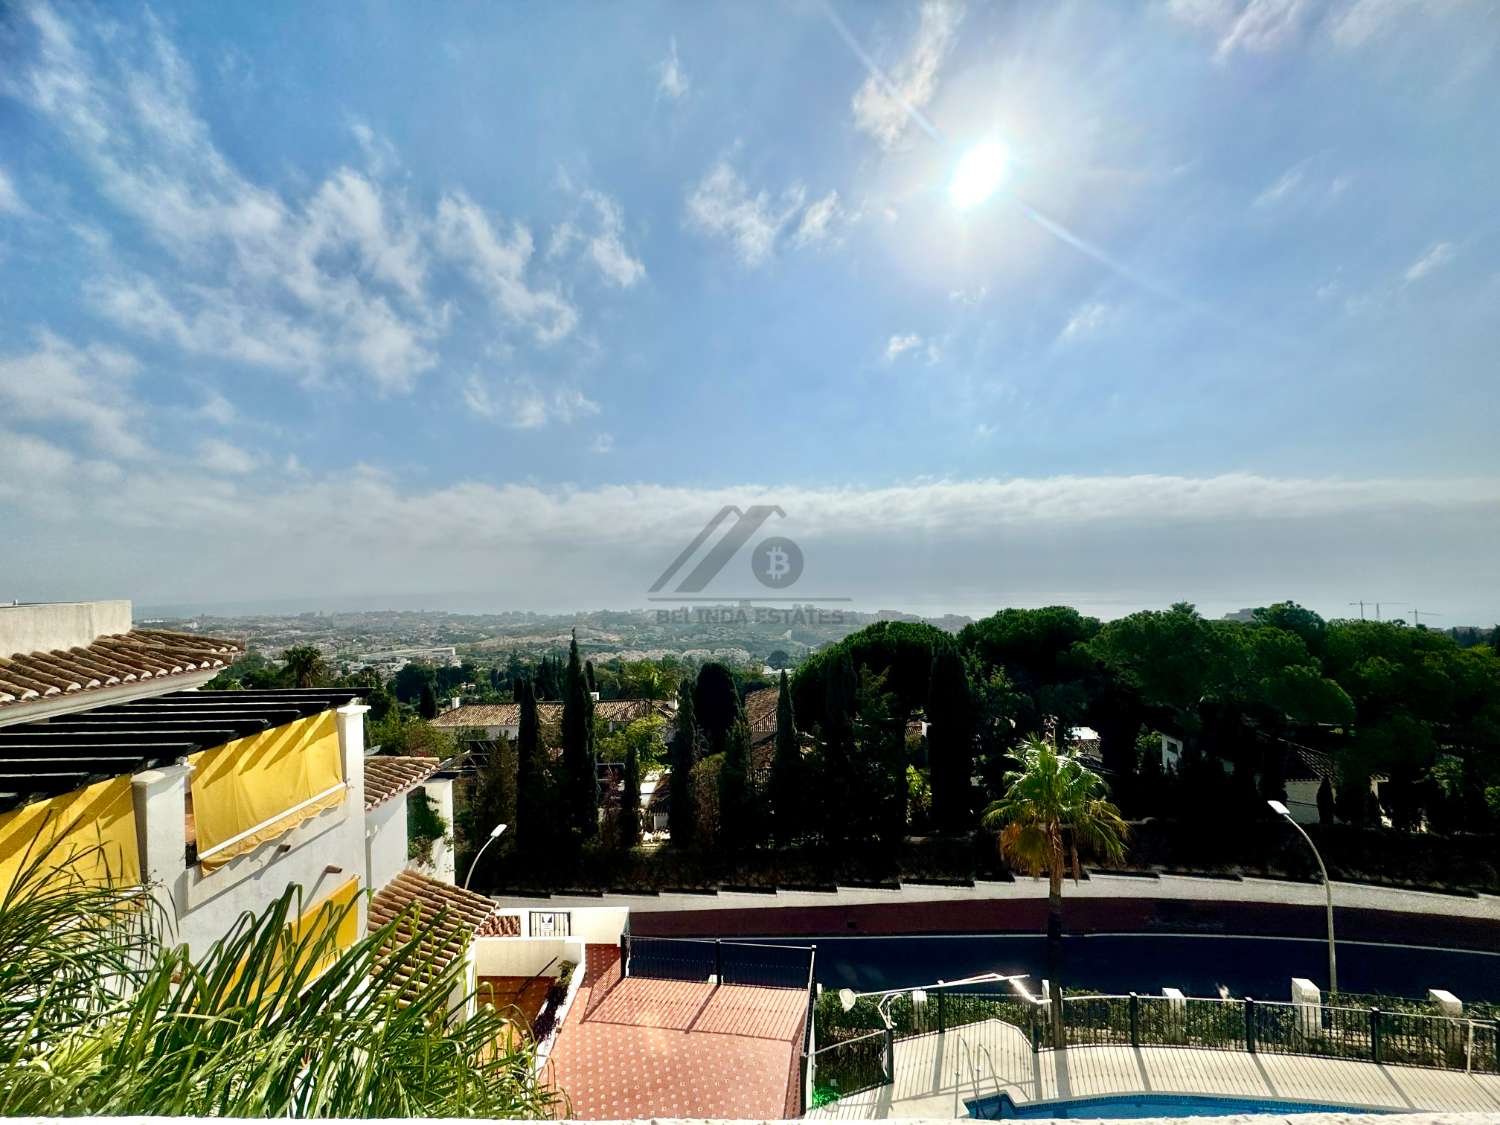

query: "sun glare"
xmin=950 ymin=141 xmax=1009 ymax=209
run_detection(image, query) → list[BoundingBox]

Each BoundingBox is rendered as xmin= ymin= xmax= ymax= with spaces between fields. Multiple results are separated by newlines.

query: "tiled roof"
xmin=744 ymin=687 xmax=779 ymax=740
xmin=0 ymin=629 xmax=242 ymax=711
xmin=430 ymin=698 xmax=670 ymax=729
xmin=476 ymin=911 xmax=522 ymax=937
xmin=1284 ymin=743 xmax=1337 ymax=783
xmin=363 ymin=755 xmax=441 ymax=810
xmin=367 ymin=870 xmax=500 ymax=988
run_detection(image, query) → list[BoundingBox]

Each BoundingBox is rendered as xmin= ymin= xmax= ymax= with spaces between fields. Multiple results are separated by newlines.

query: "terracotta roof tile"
xmin=367 ymin=870 xmax=501 ymax=989
xmin=0 ymin=628 xmax=242 ymax=710
xmin=476 ymin=911 xmax=522 ymax=937
xmin=430 ymin=698 xmax=671 ymax=729
xmin=363 ymin=755 xmax=442 ymax=810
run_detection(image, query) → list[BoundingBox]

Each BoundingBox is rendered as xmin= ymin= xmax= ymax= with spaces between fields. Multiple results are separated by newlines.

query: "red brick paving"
xmin=545 ymin=944 xmax=807 ymax=1119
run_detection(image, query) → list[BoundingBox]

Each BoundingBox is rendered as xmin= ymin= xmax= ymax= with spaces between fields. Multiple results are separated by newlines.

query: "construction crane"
xmin=1410 ymin=608 xmax=1443 ymax=627
xmin=1348 ymin=600 xmax=1406 ymax=621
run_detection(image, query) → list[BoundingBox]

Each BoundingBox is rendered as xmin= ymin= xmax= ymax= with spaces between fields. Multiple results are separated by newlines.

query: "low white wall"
xmin=566 ymin=906 xmax=629 ymax=943
xmin=474 ymin=937 xmax=579 ymax=979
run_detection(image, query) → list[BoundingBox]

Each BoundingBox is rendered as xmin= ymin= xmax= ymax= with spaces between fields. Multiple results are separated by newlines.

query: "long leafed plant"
xmin=0 ymin=838 xmax=553 ymax=1118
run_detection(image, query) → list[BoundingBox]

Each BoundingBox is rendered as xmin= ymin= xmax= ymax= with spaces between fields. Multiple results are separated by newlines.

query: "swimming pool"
xmin=967 ymin=1092 xmax=1396 ymax=1118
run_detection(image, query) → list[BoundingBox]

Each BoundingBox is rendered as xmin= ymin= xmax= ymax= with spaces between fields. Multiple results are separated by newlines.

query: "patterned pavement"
xmin=545 ymin=944 xmax=808 ymax=1119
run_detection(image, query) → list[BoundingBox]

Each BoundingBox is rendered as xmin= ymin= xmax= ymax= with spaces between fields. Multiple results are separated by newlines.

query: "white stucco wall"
xmin=1285 ymin=779 xmax=1322 ymax=824
xmin=473 ymin=936 xmax=582 ymax=979
xmin=365 ymin=795 xmax=408 ymax=895
xmin=0 ymin=599 xmax=132 ymax=655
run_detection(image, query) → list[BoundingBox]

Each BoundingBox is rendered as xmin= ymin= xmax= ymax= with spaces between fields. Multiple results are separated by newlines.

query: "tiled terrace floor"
xmin=545 ymin=944 xmax=807 ymax=1119
xmin=809 ymin=1018 xmax=1500 ymax=1118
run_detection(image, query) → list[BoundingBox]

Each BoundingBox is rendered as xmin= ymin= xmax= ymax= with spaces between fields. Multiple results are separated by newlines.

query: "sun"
xmin=949 ymin=141 xmax=1009 ymax=209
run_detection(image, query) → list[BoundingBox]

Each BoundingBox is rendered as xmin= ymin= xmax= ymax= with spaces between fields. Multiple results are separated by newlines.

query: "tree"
xmin=693 ymin=662 xmax=741 ymax=757
xmin=768 ymin=671 xmax=802 ymax=845
xmin=513 ymin=678 xmax=551 ymax=854
xmin=981 ymin=737 xmax=1128 ymax=1046
xmin=926 ymin=647 xmax=974 ymax=832
xmin=1316 ymin=776 xmax=1335 ymax=825
xmin=767 ymin=649 xmax=791 ymax=670
xmin=418 ymin=684 xmax=439 ymax=721
xmin=667 ymin=677 xmax=702 ymax=846
xmin=393 ymin=662 xmax=436 ymax=704
xmin=815 ymin=649 xmax=859 ymax=844
xmin=467 ymin=733 xmax=515 ymax=877
xmin=718 ymin=718 xmax=753 ymax=853
xmin=561 ymin=633 xmax=597 ymax=840
xmin=280 ymin=645 xmax=326 ymax=689
xmin=618 ymin=740 xmax=641 ymax=849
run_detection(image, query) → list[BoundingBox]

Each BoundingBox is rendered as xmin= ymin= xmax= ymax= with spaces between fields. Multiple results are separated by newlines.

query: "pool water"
xmin=967 ymin=1092 xmax=1394 ymax=1118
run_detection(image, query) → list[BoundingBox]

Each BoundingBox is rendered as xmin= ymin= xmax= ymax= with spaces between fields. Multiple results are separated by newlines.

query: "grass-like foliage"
xmin=0 ymin=842 xmax=553 ymax=1117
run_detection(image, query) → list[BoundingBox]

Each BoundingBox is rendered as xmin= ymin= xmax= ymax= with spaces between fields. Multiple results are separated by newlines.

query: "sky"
xmin=1 ymin=0 xmax=1497 ymax=622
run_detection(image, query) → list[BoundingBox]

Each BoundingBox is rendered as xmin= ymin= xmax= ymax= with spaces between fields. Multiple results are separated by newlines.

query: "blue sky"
xmin=1 ymin=0 xmax=1497 ymax=620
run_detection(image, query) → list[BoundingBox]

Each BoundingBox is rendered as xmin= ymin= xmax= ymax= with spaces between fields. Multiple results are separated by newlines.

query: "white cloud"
xmin=1058 ymin=302 xmax=1115 ymax=343
xmin=582 ymin=189 xmax=646 ymax=288
xmin=685 ymin=160 xmax=804 ymax=267
xmin=591 ymin=432 xmax=615 ymax=454
xmin=792 ymin=191 xmax=845 ymax=249
xmin=434 ymin=192 xmax=578 ymax=343
xmin=0 ymin=167 xmax=28 ymax=216
xmin=685 ymin=160 xmax=846 ymax=267
xmin=656 ymin=38 xmax=690 ymax=100
xmin=2 ymin=466 xmax=1497 ymax=615
xmin=198 ymin=438 xmax=259 ymax=475
xmin=463 ymin=374 xmax=599 ymax=429
xmin=197 ymin=390 xmax=237 ymax=426
xmin=1328 ymin=0 xmax=1427 ymax=49
xmin=0 ymin=333 xmax=147 ymax=459
xmin=885 ymin=334 xmax=923 ymax=362
xmin=852 ymin=1 xmax=963 ymax=149
xmin=1253 ymin=166 xmax=1304 ymax=208
xmin=1166 ymin=0 xmax=1312 ymax=60
xmin=1404 ymin=241 xmax=1454 ymax=283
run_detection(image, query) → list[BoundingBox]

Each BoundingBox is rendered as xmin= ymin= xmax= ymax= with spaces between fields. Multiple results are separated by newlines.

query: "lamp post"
xmin=463 ymin=822 xmax=508 ymax=891
xmin=1268 ymin=799 xmax=1337 ymax=994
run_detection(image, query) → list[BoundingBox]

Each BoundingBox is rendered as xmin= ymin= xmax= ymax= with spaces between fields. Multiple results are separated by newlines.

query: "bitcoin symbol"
xmin=753 ymin=536 xmax=803 ymax=588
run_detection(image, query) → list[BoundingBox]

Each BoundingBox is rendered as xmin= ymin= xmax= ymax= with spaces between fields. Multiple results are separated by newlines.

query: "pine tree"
xmin=619 ymin=740 xmax=641 ymax=849
xmin=769 ymin=671 xmax=802 ymax=845
xmin=561 ymin=633 xmax=598 ymax=839
xmin=667 ymin=677 xmax=701 ymax=846
xmin=926 ymin=647 xmax=974 ymax=833
xmin=718 ymin=717 xmax=753 ymax=854
xmin=513 ymin=678 xmax=550 ymax=853
xmin=1316 ymin=776 xmax=1335 ymax=825
xmin=419 ymin=683 xmax=439 ymax=720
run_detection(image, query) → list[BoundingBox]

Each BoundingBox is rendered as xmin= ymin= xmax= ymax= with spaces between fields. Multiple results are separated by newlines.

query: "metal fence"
xmin=1059 ymin=993 xmax=1500 ymax=1073
xmin=621 ymin=934 xmax=816 ymax=990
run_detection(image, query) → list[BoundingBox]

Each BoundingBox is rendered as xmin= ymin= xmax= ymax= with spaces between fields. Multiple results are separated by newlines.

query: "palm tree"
xmin=981 ymin=735 xmax=1129 ymax=1047
xmin=280 ymin=645 xmax=327 ymax=689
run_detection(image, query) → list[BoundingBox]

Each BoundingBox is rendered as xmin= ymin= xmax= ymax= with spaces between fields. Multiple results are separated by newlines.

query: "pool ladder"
xmin=955 ymin=1035 xmax=1004 ymax=1112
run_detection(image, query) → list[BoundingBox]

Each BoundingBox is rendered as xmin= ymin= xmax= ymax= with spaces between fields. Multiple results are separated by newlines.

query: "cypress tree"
xmin=619 ymin=740 xmax=642 ymax=848
xmin=419 ymin=683 xmax=439 ymax=720
xmin=769 ymin=671 xmax=802 ymax=845
xmin=667 ymin=677 xmax=701 ymax=846
xmin=1492 ymin=625 xmax=1500 ymax=660
xmin=514 ymin=678 xmax=549 ymax=853
xmin=719 ymin=717 xmax=753 ymax=854
xmin=561 ymin=632 xmax=597 ymax=839
xmin=926 ymin=647 xmax=974 ymax=833
xmin=1316 ymin=776 xmax=1335 ymax=825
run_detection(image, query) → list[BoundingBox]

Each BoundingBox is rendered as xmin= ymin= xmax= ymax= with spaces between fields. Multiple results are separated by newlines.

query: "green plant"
xmin=407 ymin=789 xmax=450 ymax=866
xmin=0 ymin=848 xmax=551 ymax=1118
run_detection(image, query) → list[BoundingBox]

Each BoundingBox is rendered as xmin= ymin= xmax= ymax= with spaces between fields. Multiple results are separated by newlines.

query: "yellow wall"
xmin=190 ymin=711 xmax=345 ymax=869
xmin=0 ymin=775 xmax=140 ymax=898
xmin=291 ymin=876 xmax=362 ymax=981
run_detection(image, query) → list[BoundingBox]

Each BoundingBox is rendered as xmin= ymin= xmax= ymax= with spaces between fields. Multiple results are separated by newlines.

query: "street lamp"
xmin=1268 ymin=800 xmax=1337 ymax=995
xmin=463 ymin=822 xmax=508 ymax=891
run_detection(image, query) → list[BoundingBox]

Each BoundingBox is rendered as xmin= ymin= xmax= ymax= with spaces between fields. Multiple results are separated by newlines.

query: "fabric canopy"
xmin=190 ymin=710 xmax=345 ymax=870
xmin=0 ymin=775 xmax=139 ymax=897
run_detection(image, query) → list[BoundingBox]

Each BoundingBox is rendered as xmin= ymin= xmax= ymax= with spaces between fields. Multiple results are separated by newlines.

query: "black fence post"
xmin=619 ymin=932 xmax=628 ymax=978
xmin=1245 ymin=998 xmax=1256 ymax=1054
xmin=1129 ymin=993 xmax=1140 ymax=1048
xmin=714 ymin=939 xmax=723 ymax=984
xmin=938 ymin=990 xmax=947 ymax=1034
xmin=799 ymin=1051 xmax=808 ymax=1115
xmin=884 ymin=1026 xmax=895 ymax=1086
xmin=1029 ymin=1004 xmax=1041 ymax=1053
xmin=1370 ymin=1008 xmax=1382 ymax=1064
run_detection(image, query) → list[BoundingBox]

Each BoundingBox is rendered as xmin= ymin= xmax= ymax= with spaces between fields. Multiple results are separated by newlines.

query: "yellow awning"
xmin=0 ymin=775 xmax=140 ymax=898
xmin=190 ymin=710 xmax=345 ymax=870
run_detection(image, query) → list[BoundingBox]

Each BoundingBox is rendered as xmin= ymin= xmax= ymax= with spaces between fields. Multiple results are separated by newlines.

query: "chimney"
xmin=450 ymin=697 xmax=461 ymax=711
xmin=590 ymin=691 xmax=600 ymax=703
